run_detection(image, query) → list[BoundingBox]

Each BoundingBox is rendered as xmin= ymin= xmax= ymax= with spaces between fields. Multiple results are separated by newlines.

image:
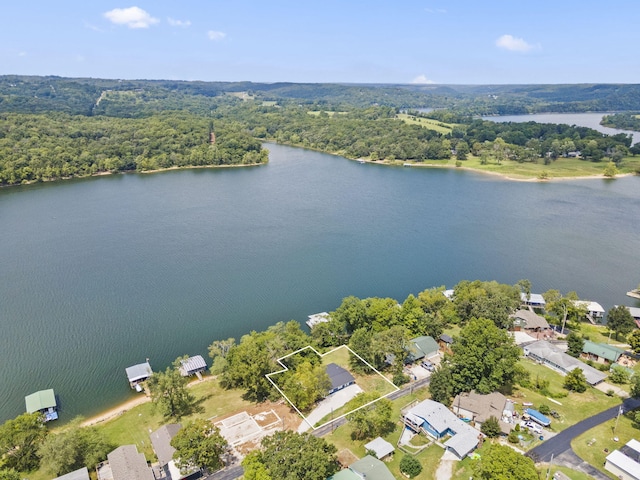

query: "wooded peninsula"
xmin=2 ymin=76 xmax=640 ymax=186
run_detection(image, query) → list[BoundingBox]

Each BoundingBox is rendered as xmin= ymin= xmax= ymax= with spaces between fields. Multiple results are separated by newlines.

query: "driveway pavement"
xmin=297 ymin=384 xmax=363 ymax=432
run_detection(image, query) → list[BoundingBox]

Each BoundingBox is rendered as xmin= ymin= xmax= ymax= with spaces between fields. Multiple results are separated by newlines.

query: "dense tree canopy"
xmin=170 ymin=419 xmax=227 ymax=472
xmin=607 ymin=305 xmax=636 ymax=340
xmin=345 ymin=392 xmax=395 ymax=441
xmin=241 ymin=431 xmax=338 ymax=480
xmin=147 ymin=359 xmax=197 ymax=419
xmin=0 ymin=413 xmax=47 ymax=471
xmin=475 ymin=444 xmax=538 ymax=480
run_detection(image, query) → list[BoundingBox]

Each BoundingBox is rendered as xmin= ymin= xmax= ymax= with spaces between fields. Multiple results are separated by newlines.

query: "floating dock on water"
xmin=627 ymin=289 xmax=640 ymax=300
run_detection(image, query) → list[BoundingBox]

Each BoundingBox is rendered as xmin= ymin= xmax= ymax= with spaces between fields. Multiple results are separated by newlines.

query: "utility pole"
xmin=613 ymin=405 xmax=623 ymax=435
xmin=545 ymin=453 xmax=554 ymax=480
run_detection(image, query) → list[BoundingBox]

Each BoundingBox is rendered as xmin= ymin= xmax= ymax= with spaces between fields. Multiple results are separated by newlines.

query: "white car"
xmin=524 ymin=421 xmax=542 ymax=434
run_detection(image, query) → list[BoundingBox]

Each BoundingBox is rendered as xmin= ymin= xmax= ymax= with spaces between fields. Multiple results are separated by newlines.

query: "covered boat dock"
xmin=25 ymin=389 xmax=58 ymax=422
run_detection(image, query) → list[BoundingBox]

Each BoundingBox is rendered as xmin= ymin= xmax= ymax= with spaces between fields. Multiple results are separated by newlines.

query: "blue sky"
xmin=1 ymin=1 xmax=639 ymax=84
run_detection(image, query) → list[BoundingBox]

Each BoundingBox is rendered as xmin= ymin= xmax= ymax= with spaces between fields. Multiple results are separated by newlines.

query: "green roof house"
xmin=25 ymin=389 xmax=58 ymax=422
xmin=581 ymin=341 xmax=624 ymax=364
xmin=328 ymin=455 xmax=395 ymax=480
xmin=406 ymin=336 xmax=439 ymax=363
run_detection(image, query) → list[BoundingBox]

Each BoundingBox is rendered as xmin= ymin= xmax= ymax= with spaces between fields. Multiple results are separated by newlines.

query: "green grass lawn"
xmin=572 ymin=409 xmax=640 ymax=479
xmin=514 ymin=359 xmax=621 ymax=433
xmin=396 ymin=113 xmax=455 ymax=134
xmin=98 ymin=377 xmax=253 ymax=460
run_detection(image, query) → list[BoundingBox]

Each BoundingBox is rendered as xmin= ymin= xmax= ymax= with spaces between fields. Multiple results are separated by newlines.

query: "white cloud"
xmin=168 ymin=17 xmax=191 ymax=27
xmin=103 ymin=7 xmax=159 ymax=29
xmin=495 ymin=34 xmax=538 ymax=52
xmin=411 ymin=74 xmax=435 ymax=84
xmin=18 ymin=51 xmax=27 ymax=57
xmin=207 ymin=30 xmax=226 ymax=41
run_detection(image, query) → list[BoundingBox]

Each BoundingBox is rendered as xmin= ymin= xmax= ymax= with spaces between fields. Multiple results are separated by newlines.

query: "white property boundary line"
xmin=265 ymin=344 xmax=399 ymax=431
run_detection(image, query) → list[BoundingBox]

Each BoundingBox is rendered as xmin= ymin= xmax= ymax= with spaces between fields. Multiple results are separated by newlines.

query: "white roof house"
xmin=520 ymin=292 xmax=546 ymax=307
xmin=523 ymin=340 xmax=606 ymax=385
xmin=575 ymin=300 xmax=605 ymax=318
xmin=605 ymin=439 xmax=640 ymax=480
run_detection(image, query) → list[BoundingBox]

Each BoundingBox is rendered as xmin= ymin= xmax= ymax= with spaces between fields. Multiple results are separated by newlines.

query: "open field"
xmin=572 ymin=409 xmax=640 ymax=479
xmin=396 ymin=113 xmax=455 ymax=134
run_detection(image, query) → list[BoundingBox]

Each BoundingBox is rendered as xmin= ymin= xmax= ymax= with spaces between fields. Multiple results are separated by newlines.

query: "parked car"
xmin=420 ymin=361 xmax=435 ymax=371
xmin=523 ymin=421 xmax=542 ymax=434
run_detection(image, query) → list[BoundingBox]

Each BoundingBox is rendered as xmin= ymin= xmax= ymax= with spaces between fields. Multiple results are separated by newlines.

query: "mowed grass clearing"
xmin=396 ymin=113 xmax=456 ymax=134
xmin=572 ymin=409 xmax=640 ymax=479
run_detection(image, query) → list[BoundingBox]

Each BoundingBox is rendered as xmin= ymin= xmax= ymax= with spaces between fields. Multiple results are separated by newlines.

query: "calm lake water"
xmin=1 ymin=143 xmax=639 ymax=422
xmin=483 ymin=112 xmax=640 ymax=145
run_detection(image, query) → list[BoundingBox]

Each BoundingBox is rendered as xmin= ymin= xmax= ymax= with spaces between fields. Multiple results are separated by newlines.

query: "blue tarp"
xmin=524 ymin=408 xmax=551 ymax=427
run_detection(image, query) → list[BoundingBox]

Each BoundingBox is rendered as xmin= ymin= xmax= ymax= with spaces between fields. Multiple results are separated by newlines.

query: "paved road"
xmin=207 ymin=465 xmax=243 ymax=480
xmin=527 ymin=397 xmax=640 ymax=465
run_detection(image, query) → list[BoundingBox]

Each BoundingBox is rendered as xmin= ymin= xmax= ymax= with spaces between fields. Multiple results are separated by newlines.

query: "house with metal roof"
xmin=347 ymin=455 xmax=395 ymax=480
xmin=25 ymin=389 xmax=57 ymax=422
xmin=403 ymin=399 xmax=479 ymax=459
xmin=178 ymin=355 xmax=207 ymax=378
xmin=326 ymin=363 xmax=356 ymax=395
xmin=605 ymin=438 xmax=640 ymax=480
xmin=438 ymin=333 xmax=453 ymax=353
xmin=581 ymin=340 xmax=625 ymax=365
xmin=126 ymin=362 xmax=153 ymax=390
xmin=53 ymin=467 xmax=90 ymax=480
xmin=364 ymin=437 xmax=394 ymax=460
xmin=523 ymin=340 xmax=606 ymax=386
xmin=97 ymin=445 xmax=154 ymax=480
xmin=406 ymin=336 xmax=439 ymax=363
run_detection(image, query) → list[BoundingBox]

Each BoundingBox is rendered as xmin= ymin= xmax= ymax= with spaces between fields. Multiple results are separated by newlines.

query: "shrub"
xmin=399 ymin=455 xmax=422 ymax=478
xmin=508 ymin=430 xmax=520 ymax=444
xmin=538 ymin=404 xmax=551 ymax=415
xmin=481 ymin=416 xmax=501 ymax=438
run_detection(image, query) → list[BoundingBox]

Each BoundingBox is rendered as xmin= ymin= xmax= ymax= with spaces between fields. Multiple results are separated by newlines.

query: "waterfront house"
xmin=126 ymin=362 xmax=153 ymax=391
xmin=574 ymin=300 xmax=605 ymax=323
xmin=326 ymin=363 xmax=356 ymax=395
xmin=622 ymin=306 xmax=640 ymax=327
xmin=402 ymin=399 xmax=479 ymax=459
xmin=523 ymin=340 xmax=606 ymax=385
xmin=605 ymin=438 xmax=640 ymax=480
xmin=178 ymin=355 xmax=207 ymax=378
xmin=25 ymin=389 xmax=58 ymax=422
xmin=54 ymin=467 xmax=89 ymax=480
xmin=510 ymin=309 xmax=551 ymax=339
xmin=97 ymin=445 xmax=154 ymax=480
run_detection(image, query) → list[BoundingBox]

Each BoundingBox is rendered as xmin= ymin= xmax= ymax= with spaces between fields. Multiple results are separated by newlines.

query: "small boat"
xmin=403 ymin=163 xmax=411 ymax=167
xmin=358 ymin=159 xmax=365 ymax=164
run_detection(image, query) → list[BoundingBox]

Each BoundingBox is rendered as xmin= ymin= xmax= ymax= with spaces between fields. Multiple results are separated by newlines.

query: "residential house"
xmin=330 ymin=455 xmax=395 ymax=480
xmin=523 ymin=340 xmax=606 ymax=386
xmin=403 ymin=399 xmax=479 ymax=459
xmin=150 ymin=424 xmax=185 ymax=480
xmin=97 ymin=445 xmax=154 ymax=480
xmin=451 ymin=391 xmax=511 ymax=434
xmin=405 ymin=336 xmax=439 ymax=363
xmin=581 ymin=340 xmax=624 ymax=365
xmin=605 ymin=438 xmax=640 ymax=480
xmin=622 ymin=306 xmax=640 ymax=327
xmin=54 ymin=467 xmax=90 ymax=480
xmin=326 ymin=363 xmax=356 ymax=395
xmin=363 ymin=437 xmax=394 ymax=460
xmin=510 ymin=309 xmax=552 ymax=339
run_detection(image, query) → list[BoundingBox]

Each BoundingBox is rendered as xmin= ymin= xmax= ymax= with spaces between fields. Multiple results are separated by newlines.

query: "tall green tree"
xmin=346 ymin=393 xmax=395 ymax=441
xmin=37 ymin=420 xmax=114 ymax=476
xmin=566 ymin=332 xmax=584 ymax=358
xmin=242 ymin=431 xmax=338 ymax=480
xmin=452 ymin=280 xmax=520 ymax=328
xmin=428 ymin=364 xmax=455 ymax=406
xmin=0 ymin=412 xmax=47 ymax=471
xmin=447 ymin=317 xmax=521 ymax=395
xmin=607 ymin=306 xmax=636 ymax=341
xmin=475 ymin=444 xmax=538 ymax=480
xmin=148 ymin=361 xmax=196 ymax=419
xmin=281 ymin=361 xmax=330 ymax=412
xmin=480 ymin=416 xmax=501 ymax=438
xmin=208 ymin=338 xmax=236 ymax=375
xmin=564 ymin=368 xmax=588 ymax=393
xmin=170 ymin=419 xmax=228 ymax=472
xmin=628 ymin=330 xmax=640 ymax=354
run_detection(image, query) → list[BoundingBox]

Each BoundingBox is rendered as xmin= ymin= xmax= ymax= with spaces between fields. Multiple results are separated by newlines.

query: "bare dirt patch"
xmin=337 ymin=448 xmax=359 ymax=468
